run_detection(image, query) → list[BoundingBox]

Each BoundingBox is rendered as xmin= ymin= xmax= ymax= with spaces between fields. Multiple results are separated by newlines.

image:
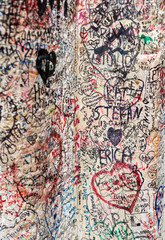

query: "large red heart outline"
xmin=91 ymin=162 xmax=142 ymax=213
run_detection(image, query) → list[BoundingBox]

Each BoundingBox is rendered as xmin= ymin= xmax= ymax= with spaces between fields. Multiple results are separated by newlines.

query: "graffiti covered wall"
xmin=0 ymin=0 xmax=164 ymax=239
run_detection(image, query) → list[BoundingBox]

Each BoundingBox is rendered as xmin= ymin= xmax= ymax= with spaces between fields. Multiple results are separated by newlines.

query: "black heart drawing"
xmin=107 ymin=127 xmax=122 ymax=146
xmin=36 ymin=49 xmax=56 ymax=84
xmin=37 ymin=0 xmax=47 ymax=17
xmin=139 ymin=151 xmax=155 ymax=164
xmin=27 ymin=134 xmax=37 ymax=145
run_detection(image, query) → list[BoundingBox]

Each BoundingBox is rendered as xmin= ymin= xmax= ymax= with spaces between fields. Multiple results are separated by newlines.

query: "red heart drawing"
xmin=80 ymin=28 xmax=88 ymax=39
xmin=91 ymin=162 xmax=142 ymax=213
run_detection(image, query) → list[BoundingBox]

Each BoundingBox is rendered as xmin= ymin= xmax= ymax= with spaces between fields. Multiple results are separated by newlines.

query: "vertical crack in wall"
xmin=0 ymin=0 xmax=164 ymax=239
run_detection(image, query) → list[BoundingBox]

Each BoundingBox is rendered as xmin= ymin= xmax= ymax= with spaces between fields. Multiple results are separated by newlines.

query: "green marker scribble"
xmin=140 ymin=34 xmax=154 ymax=44
xmin=89 ymin=222 xmax=135 ymax=240
xmin=49 ymin=106 xmax=55 ymax=114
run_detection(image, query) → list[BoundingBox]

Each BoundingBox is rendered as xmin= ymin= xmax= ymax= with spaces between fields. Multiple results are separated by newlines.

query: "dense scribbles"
xmin=0 ymin=0 xmax=164 ymax=239
xmin=75 ymin=0 xmax=164 ymax=239
xmin=0 ymin=0 xmax=77 ymax=239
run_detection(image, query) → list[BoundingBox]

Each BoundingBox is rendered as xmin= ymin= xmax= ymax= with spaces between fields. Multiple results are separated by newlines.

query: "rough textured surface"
xmin=0 ymin=0 xmax=164 ymax=239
